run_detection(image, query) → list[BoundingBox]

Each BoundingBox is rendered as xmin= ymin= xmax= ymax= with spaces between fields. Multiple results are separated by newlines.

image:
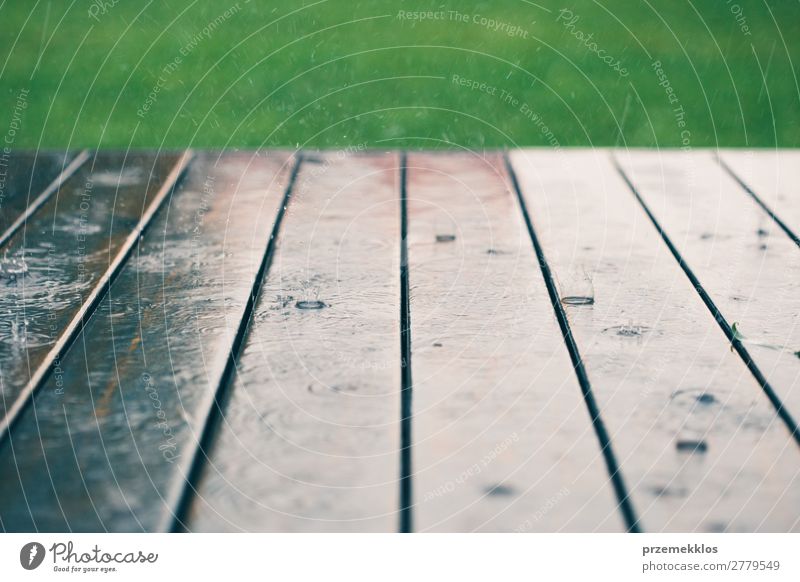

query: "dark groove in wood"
xmin=715 ymin=154 xmax=800 ymax=249
xmin=614 ymin=157 xmax=800 ymax=448
xmin=399 ymin=151 xmax=414 ymax=534
xmin=0 ymin=150 xmax=90 ymax=249
xmin=503 ymin=152 xmax=642 ymax=533
xmin=169 ymin=153 xmax=304 ymax=533
xmin=0 ymin=150 xmax=193 ymax=445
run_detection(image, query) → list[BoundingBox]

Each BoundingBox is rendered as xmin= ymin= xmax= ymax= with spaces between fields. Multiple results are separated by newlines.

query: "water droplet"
xmin=0 ymin=254 xmax=29 ymax=278
xmin=10 ymin=316 xmax=28 ymax=345
xmin=696 ymin=393 xmax=716 ymax=405
xmin=295 ymin=300 xmax=326 ymax=310
xmin=650 ymin=485 xmax=687 ymax=498
xmin=436 ymin=234 xmax=456 ymax=243
xmin=485 ymin=484 xmax=515 ymax=497
xmin=676 ymin=439 xmax=708 ymax=454
xmin=561 ymin=296 xmax=594 ymax=306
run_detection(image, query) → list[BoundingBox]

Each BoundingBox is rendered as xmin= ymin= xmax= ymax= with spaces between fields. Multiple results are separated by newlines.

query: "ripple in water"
xmin=561 ymin=296 xmax=594 ymax=306
xmin=295 ymin=300 xmax=326 ymax=310
xmin=0 ymin=254 xmax=28 ymax=278
xmin=0 ymin=315 xmax=53 ymax=349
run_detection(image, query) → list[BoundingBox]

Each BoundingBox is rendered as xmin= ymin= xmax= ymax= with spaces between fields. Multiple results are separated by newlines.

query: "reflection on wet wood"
xmin=0 ymin=152 xmax=291 ymax=531
xmin=0 ymin=151 xmax=87 ymax=246
xmin=616 ymin=151 xmax=800 ymax=432
xmin=188 ymin=152 xmax=402 ymax=532
xmin=0 ymin=151 xmax=187 ymax=440
xmin=511 ymin=149 xmax=800 ymax=532
xmin=407 ymin=152 xmax=620 ymax=532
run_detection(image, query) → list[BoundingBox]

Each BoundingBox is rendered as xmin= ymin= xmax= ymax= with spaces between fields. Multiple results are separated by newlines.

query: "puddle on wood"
xmin=675 ymin=439 xmax=708 ymax=454
xmin=561 ymin=296 xmax=594 ymax=306
xmin=295 ymin=300 xmax=326 ymax=310
xmin=435 ymin=234 xmax=456 ymax=243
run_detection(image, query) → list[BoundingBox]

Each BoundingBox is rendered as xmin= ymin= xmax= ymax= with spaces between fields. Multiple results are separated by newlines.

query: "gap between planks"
xmin=168 ymin=153 xmax=304 ymax=532
xmin=503 ymin=152 xmax=641 ymax=533
xmin=612 ymin=154 xmax=800 ymax=448
xmin=399 ymin=152 xmax=414 ymax=533
xmin=715 ymin=154 xmax=800 ymax=249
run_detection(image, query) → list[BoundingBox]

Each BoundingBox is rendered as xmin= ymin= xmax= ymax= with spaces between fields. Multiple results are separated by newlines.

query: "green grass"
xmin=1 ymin=0 xmax=798 ymax=148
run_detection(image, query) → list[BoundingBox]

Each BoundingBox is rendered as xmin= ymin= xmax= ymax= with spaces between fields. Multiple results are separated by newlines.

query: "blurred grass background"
xmin=0 ymin=0 xmax=798 ymax=148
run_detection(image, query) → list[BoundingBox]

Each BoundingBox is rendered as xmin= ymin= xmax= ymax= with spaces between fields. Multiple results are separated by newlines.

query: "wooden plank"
xmin=187 ymin=152 xmax=402 ymax=532
xmin=0 ymin=151 xmax=187 ymax=438
xmin=0 ymin=151 xmax=89 ymax=247
xmin=0 ymin=151 xmax=292 ymax=532
xmin=406 ymin=152 xmax=621 ymax=532
xmin=511 ymin=148 xmax=800 ymax=532
xmin=717 ymin=150 xmax=800 ymax=246
xmin=615 ymin=150 xmax=800 ymax=430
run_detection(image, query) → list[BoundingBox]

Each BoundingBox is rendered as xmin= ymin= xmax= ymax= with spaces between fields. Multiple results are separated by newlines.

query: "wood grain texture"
xmin=615 ymin=150 xmax=800 ymax=427
xmin=0 ymin=152 xmax=182 ymax=432
xmin=511 ymin=148 xmax=800 ymax=532
xmin=406 ymin=152 xmax=621 ymax=532
xmin=2 ymin=148 xmax=797 ymax=534
xmin=187 ymin=152 xmax=402 ymax=532
xmin=0 ymin=152 xmax=292 ymax=531
xmin=717 ymin=150 xmax=800 ymax=243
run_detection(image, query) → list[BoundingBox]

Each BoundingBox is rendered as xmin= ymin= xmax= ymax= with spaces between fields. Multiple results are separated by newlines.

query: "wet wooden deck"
xmin=0 ymin=149 xmax=798 ymax=533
